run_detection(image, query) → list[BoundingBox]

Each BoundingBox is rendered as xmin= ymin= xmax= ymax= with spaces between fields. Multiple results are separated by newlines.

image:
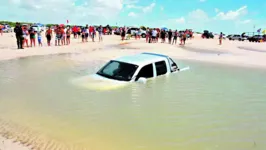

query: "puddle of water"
xmin=0 ymin=54 xmax=266 ymax=150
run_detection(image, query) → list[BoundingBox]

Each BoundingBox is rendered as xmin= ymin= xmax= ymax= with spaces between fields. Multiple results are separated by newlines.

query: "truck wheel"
xmin=141 ymin=34 xmax=146 ymax=38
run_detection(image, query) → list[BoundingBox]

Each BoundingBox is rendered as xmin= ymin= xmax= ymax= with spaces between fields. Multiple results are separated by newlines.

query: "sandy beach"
xmin=0 ymin=33 xmax=266 ymax=149
xmin=1 ymin=33 xmax=266 ymax=67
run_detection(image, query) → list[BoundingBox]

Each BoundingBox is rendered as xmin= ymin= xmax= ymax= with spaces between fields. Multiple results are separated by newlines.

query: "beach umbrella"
xmin=161 ymin=27 xmax=168 ymax=31
xmin=262 ymin=30 xmax=266 ymax=34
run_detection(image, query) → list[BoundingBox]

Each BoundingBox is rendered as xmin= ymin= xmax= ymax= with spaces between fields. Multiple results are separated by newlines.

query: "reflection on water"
xmin=0 ymin=54 xmax=266 ymax=150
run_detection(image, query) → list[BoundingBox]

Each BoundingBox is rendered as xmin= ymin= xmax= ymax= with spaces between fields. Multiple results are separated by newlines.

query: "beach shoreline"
xmin=0 ymin=33 xmax=266 ymax=150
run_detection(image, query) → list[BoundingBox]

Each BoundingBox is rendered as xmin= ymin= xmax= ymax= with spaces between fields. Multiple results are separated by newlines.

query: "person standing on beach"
xmin=22 ymin=26 xmax=29 ymax=48
xmin=81 ymin=27 xmax=86 ymax=43
xmin=92 ymin=26 xmax=96 ymax=42
xmin=85 ymin=25 xmax=89 ymax=42
xmin=219 ymin=32 xmax=223 ymax=45
xmin=73 ymin=26 xmax=77 ymax=38
xmin=146 ymin=28 xmax=150 ymax=43
xmin=37 ymin=31 xmax=42 ymax=47
xmin=161 ymin=30 xmax=165 ymax=43
xmin=152 ymin=29 xmax=157 ymax=43
xmin=45 ymin=27 xmax=52 ymax=46
xmin=172 ymin=30 xmax=178 ymax=45
xmin=55 ymin=25 xmax=62 ymax=46
xmin=66 ymin=28 xmax=71 ymax=45
xmin=28 ymin=26 xmax=36 ymax=47
xmin=14 ymin=23 xmax=23 ymax=49
xmin=168 ymin=29 xmax=173 ymax=44
xmin=182 ymin=31 xmax=187 ymax=45
xmin=98 ymin=25 xmax=103 ymax=42
xmin=121 ymin=28 xmax=126 ymax=41
xmin=62 ymin=26 xmax=66 ymax=45
xmin=0 ymin=24 xmax=3 ymax=36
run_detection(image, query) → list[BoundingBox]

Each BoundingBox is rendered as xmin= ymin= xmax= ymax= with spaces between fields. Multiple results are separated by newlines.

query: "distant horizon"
xmin=2 ymin=19 xmax=264 ymax=35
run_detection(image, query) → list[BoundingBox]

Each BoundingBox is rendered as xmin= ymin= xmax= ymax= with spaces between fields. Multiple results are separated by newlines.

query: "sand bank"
xmin=0 ymin=33 xmax=266 ymax=149
xmin=0 ymin=136 xmax=30 ymax=150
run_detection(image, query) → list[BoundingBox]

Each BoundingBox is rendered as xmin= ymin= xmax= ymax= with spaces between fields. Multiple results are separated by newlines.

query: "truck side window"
xmin=136 ymin=64 xmax=153 ymax=80
xmin=155 ymin=61 xmax=167 ymax=76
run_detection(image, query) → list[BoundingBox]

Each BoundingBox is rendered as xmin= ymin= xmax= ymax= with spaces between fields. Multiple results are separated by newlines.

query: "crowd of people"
xmin=118 ymin=27 xmax=194 ymax=45
xmin=13 ymin=23 xmax=106 ymax=49
xmin=12 ymin=22 xmax=195 ymax=50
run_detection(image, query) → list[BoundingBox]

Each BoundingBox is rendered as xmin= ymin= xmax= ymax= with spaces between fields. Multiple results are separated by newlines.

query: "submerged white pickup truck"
xmin=72 ymin=52 xmax=190 ymax=90
xmin=94 ymin=52 xmax=189 ymax=84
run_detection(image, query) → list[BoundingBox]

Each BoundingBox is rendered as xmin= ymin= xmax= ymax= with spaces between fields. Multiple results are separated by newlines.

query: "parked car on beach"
xmin=229 ymin=35 xmax=247 ymax=41
xmin=127 ymin=27 xmax=146 ymax=38
xmin=83 ymin=53 xmax=190 ymax=90
xmin=202 ymin=30 xmax=214 ymax=39
xmin=2 ymin=25 xmax=12 ymax=33
xmin=248 ymin=35 xmax=264 ymax=42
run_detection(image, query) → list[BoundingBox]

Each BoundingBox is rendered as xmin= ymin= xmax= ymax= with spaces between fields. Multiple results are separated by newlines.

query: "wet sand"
xmin=0 ymin=33 xmax=266 ymax=149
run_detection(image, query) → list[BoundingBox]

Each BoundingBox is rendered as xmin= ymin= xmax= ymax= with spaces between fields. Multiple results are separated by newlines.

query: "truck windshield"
xmin=97 ymin=60 xmax=139 ymax=82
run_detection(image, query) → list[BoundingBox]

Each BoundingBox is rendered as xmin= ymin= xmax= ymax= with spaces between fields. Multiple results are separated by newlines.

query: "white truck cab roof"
xmin=115 ymin=52 xmax=169 ymax=67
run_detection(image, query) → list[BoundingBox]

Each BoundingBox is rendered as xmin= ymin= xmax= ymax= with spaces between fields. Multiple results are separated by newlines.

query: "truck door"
xmin=135 ymin=64 xmax=154 ymax=81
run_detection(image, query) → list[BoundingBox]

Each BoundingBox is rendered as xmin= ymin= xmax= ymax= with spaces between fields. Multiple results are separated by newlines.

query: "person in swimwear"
xmin=29 ymin=27 xmax=36 ymax=47
xmin=66 ymin=28 xmax=71 ymax=45
xmin=61 ymin=26 xmax=66 ymax=45
xmin=37 ymin=31 xmax=42 ymax=47
xmin=55 ymin=25 xmax=61 ymax=46
xmin=22 ymin=26 xmax=29 ymax=48
xmin=98 ymin=25 xmax=103 ymax=42
xmin=45 ymin=27 xmax=53 ymax=46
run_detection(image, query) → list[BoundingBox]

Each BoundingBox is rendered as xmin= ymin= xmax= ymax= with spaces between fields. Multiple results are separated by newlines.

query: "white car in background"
xmin=75 ymin=53 xmax=189 ymax=90
xmin=127 ymin=27 xmax=146 ymax=38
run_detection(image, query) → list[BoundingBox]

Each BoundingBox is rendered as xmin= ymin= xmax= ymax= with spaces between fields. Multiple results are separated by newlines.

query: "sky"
xmin=1 ymin=0 xmax=266 ymax=34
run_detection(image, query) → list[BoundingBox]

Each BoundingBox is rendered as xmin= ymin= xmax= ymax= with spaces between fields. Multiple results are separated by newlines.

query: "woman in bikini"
xmin=29 ymin=28 xmax=36 ymax=47
xmin=66 ymin=28 xmax=71 ymax=45
xmin=45 ymin=27 xmax=52 ymax=46
xmin=22 ymin=26 xmax=29 ymax=48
